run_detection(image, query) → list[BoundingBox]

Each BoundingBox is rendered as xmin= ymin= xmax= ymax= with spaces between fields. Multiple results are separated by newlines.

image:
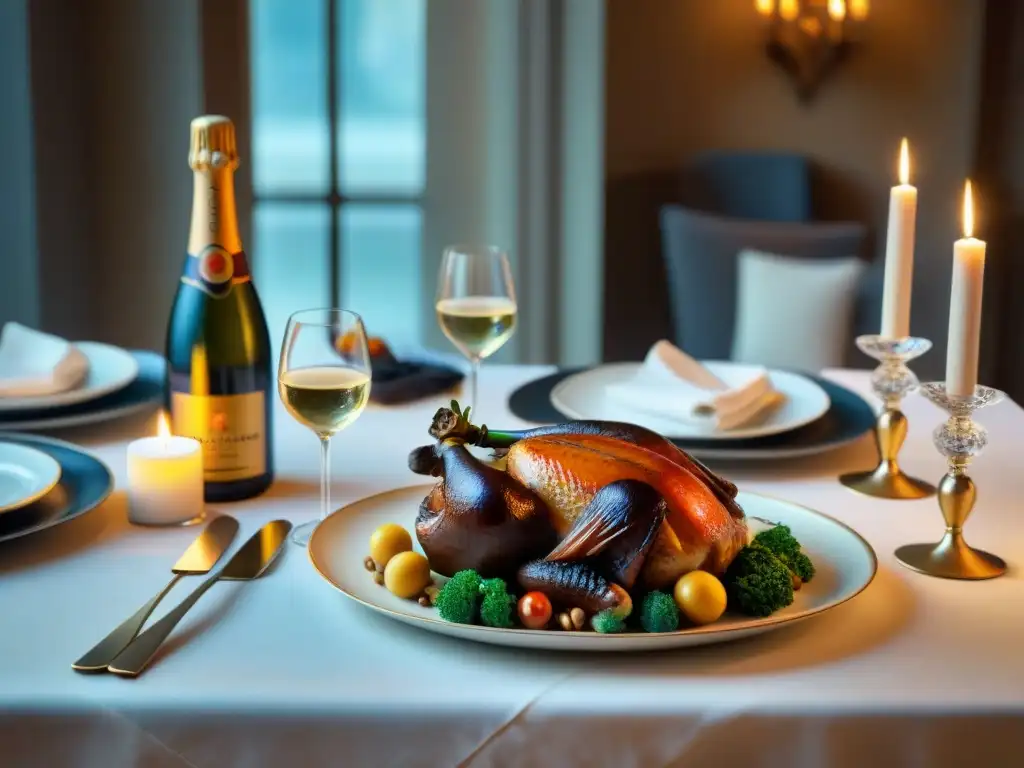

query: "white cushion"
xmin=730 ymin=249 xmax=865 ymax=372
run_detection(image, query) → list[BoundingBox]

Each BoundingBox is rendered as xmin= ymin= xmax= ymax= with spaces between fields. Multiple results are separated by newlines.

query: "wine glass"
xmin=435 ymin=244 xmax=517 ymax=415
xmin=278 ymin=308 xmax=371 ymax=547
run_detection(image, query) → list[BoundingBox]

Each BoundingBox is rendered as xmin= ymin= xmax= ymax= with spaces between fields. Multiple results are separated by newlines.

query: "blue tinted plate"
xmin=0 ymin=351 xmax=164 ymax=431
xmin=0 ymin=433 xmax=114 ymax=544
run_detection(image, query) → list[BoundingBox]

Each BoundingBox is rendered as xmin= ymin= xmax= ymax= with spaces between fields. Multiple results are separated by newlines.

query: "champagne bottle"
xmin=165 ymin=115 xmax=274 ymax=502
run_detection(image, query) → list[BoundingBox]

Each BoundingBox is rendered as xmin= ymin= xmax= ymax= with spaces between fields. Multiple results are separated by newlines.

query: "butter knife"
xmin=107 ymin=519 xmax=291 ymax=678
xmin=73 ymin=515 xmax=239 ymax=672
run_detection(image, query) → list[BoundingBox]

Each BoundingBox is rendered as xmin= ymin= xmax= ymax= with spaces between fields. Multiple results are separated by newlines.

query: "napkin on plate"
xmin=605 ymin=340 xmax=785 ymax=430
xmin=0 ymin=323 xmax=89 ymax=398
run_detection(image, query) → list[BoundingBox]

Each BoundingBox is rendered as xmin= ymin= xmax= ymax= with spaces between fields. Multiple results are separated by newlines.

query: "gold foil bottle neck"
xmin=189 ymin=115 xmax=239 ymax=171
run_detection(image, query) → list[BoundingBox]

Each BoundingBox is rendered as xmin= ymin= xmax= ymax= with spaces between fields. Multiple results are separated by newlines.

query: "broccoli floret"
xmin=723 ymin=544 xmax=794 ymax=617
xmin=435 ymin=569 xmax=483 ymax=624
xmin=592 ymin=609 xmax=626 ymax=634
xmin=479 ymin=578 xmax=515 ymax=628
xmin=754 ymin=524 xmax=815 ymax=583
xmin=640 ymin=591 xmax=680 ymax=633
xmin=785 ymin=550 xmax=815 ymax=583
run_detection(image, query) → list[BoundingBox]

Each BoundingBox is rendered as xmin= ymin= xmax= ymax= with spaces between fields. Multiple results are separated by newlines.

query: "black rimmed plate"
xmin=0 ymin=350 xmax=164 ymax=432
xmin=508 ymin=368 xmax=876 ymax=460
xmin=0 ymin=432 xmax=114 ymax=544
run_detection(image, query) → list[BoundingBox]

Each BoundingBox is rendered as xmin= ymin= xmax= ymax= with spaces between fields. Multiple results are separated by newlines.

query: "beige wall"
xmin=605 ymin=0 xmax=985 ymax=377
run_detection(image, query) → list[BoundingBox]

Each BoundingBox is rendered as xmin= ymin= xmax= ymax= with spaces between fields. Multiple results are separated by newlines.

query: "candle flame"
xmin=828 ymin=0 xmax=847 ymax=21
xmin=157 ymin=412 xmax=171 ymax=440
xmin=897 ymin=138 xmax=913 ymax=186
xmin=755 ymin=0 xmax=774 ymax=16
xmin=963 ymin=180 xmax=974 ymax=239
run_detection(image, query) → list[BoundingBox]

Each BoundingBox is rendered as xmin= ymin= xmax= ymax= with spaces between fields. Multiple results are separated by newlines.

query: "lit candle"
xmin=880 ymin=138 xmax=917 ymax=338
xmin=126 ymin=412 xmax=204 ymax=526
xmin=946 ymin=180 xmax=986 ymax=397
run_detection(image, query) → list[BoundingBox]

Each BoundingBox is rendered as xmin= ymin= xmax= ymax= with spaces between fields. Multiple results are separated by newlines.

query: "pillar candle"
xmin=126 ymin=413 xmax=204 ymax=526
xmin=880 ymin=139 xmax=917 ymax=338
xmin=945 ymin=181 xmax=986 ymax=397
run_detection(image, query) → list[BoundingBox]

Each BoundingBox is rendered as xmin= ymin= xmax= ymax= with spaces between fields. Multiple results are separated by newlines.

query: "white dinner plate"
xmin=549 ymin=362 xmax=831 ymax=440
xmin=0 ymin=442 xmax=62 ymax=514
xmin=0 ymin=342 xmax=139 ymax=412
xmin=309 ymin=484 xmax=877 ymax=652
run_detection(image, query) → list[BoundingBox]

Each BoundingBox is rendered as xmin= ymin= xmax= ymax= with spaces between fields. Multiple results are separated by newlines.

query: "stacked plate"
xmin=0 ymin=341 xmax=165 ymax=432
xmin=509 ymin=361 xmax=877 ymax=460
xmin=0 ymin=433 xmax=114 ymax=544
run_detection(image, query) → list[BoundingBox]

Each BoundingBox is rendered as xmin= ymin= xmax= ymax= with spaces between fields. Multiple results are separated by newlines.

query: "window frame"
xmin=201 ymin=0 xmax=424 ymax=308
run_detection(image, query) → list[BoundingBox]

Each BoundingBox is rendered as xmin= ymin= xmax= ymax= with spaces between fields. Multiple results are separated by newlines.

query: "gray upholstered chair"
xmin=683 ymin=151 xmax=813 ymax=223
xmin=659 ymin=205 xmax=869 ymax=365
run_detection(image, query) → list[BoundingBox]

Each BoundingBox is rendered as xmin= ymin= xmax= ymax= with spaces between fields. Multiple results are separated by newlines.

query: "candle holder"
xmin=894 ymin=383 xmax=1006 ymax=579
xmin=839 ymin=335 xmax=936 ymax=499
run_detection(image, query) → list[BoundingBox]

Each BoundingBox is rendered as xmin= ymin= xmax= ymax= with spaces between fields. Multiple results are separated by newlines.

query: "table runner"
xmin=1 ymin=366 xmax=1023 ymax=767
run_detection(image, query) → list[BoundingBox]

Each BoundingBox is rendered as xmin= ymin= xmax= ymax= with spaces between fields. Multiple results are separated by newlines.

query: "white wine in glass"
xmin=436 ymin=246 xmax=517 ymax=414
xmin=278 ymin=309 xmax=371 ymax=547
xmin=280 ymin=366 xmax=370 ymax=436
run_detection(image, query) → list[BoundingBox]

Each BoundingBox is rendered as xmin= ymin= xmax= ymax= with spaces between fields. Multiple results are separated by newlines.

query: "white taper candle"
xmin=880 ymin=138 xmax=917 ymax=339
xmin=945 ymin=180 xmax=986 ymax=397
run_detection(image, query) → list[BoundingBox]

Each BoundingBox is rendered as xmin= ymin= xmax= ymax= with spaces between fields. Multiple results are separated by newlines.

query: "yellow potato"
xmin=384 ymin=551 xmax=431 ymax=599
xmin=369 ymin=523 xmax=412 ymax=568
xmin=673 ymin=570 xmax=727 ymax=625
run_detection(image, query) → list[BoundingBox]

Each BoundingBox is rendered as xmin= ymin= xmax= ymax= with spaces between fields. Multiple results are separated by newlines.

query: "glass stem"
xmin=319 ymin=435 xmax=331 ymax=522
xmin=470 ymin=357 xmax=480 ymax=416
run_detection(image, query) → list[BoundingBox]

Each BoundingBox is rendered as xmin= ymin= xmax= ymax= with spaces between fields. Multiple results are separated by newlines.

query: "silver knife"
xmin=72 ymin=515 xmax=239 ymax=672
xmin=106 ymin=519 xmax=292 ymax=678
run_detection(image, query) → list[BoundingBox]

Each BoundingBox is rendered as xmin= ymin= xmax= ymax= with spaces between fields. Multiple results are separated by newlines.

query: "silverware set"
xmin=73 ymin=517 xmax=291 ymax=678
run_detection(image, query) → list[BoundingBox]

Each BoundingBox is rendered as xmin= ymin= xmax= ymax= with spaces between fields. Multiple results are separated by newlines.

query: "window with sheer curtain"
xmin=249 ymin=0 xmax=425 ymax=352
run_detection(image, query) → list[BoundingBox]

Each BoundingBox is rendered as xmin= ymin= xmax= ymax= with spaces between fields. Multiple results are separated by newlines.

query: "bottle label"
xmin=170 ymin=391 xmax=267 ymax=482
xmin=182 ymin=245 xmax=251 ymax=298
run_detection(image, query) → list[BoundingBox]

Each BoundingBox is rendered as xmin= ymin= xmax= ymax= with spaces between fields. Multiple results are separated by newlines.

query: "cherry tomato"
xmin=517 ymin=591 xmax=552 ymax=629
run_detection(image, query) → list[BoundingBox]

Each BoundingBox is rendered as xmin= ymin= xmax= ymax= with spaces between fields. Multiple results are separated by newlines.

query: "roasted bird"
xmin=411 ymin=406 xmax=749 ymax=615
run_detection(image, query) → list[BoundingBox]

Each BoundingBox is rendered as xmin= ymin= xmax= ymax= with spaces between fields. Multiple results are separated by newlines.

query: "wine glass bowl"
xmin=278 ymin=308 xmax=371 ymax=547
xmin=435 ymin=245 xmax=517 ymax=414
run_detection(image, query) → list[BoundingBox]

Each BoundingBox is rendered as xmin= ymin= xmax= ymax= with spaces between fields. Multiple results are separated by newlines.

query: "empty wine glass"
xmin=278 ymin=309 xmax=371 ymax=547
xmin=435 ymin=245 xmax=517 ymax=415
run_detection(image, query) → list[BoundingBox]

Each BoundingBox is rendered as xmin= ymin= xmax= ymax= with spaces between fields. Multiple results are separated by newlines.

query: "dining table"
xmin=1 ymin=363 xmax=1023 ymax=768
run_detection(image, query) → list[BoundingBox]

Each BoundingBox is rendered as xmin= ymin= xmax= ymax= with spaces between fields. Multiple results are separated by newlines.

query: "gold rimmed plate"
xmin=309 ymin=485 xmax=877 ymax=651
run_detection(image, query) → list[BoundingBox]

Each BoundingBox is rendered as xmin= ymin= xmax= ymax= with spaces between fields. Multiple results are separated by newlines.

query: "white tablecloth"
xmin=2 ymin=366 xmax=1023 ymax=768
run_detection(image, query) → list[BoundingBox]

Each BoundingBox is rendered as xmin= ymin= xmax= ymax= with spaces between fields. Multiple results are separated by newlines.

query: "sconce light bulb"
xmin=828 ymin=0 xmax=847 ymax=22
xmin=779 ymin=0 xmax=799 ymax=22
xmin=849 ymin=0 xmax=869 ymax=21
xmin=755 ymin=0 xmax=774 ymax=16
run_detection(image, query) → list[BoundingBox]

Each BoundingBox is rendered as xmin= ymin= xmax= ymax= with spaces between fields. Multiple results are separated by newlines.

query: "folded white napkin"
xmin=606 ymin=340 xmax=785 ymax=430
xmin=0 ymin=323 xmax=89 ymax=398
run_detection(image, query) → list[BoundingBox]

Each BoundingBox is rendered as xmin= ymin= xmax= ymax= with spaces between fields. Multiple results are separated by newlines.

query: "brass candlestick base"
xmin=839 ymin=336 xmax=935 ymax=500
xmin=894 ymin=383 xmax=1007 ymax=580
xmin=840 ymin=409 xmax=936 ymax=499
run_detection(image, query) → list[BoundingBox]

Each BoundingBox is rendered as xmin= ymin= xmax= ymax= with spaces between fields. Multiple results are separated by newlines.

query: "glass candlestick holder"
xmin=839 ymin=335 xmax=936 ymax=499
xmin=894 ymin=383 xmax=1007 ymax=580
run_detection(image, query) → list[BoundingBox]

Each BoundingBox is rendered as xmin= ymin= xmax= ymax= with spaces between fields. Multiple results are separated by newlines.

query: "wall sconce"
xmin=756 ymin=0 xmax=868 ymax=103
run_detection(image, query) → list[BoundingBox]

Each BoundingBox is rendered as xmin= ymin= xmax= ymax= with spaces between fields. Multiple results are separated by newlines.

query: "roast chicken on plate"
xmin=409 ymin=406 xmax=749 ymax=615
